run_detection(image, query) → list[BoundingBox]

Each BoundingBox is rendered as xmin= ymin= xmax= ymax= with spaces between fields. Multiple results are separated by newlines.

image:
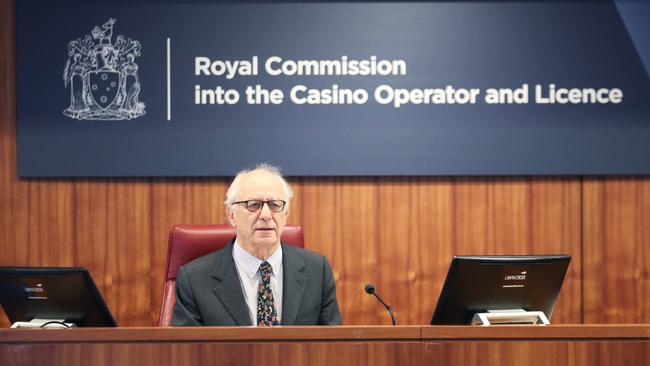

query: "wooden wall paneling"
xmin=72 ymin=180 xmax=113 ymax=311
xmin=486 ymin=177 xmax=532 ymax=249
xmin=452 ymin=178 xmax=490 ymax=254
xmin=151 ymin=180 xmax=190 ymax=233
xmin=149 ymin=178 xmax=229 ymax=323
xmin=1 ymin=179 xmax=74 ymax=268
xmin=412 ymin=178 xmax=455 ymax=325
xmin=296 ymin=177 xmax=381 ymax=325
xmin=583 ymin=178 xmax=650 ymax=323
xmin=29 ymin=180 xmax=75 ymax=266
xmin=376 ymin=177 xmax=418 ymax=325
xmin=373 ymin=177 xmax=465 ymax=325
xmin=343 ymin=178 xmax=384 ymax=325
xmin=582 ymin=178 xmax=604 ymax=323
xmin=0 ymin=0 xmax=16 ymax=266
xmin=2 ymin=184 xmax=76 ymax=272
xmin=186 ymin=179 xmax=229 ymax=224
xmin=1 ymin=178 xmax=26 ymax=267
xmin=529 ymin=179 xmax=582 ymax=323
xmin=150 ymin=179 xmax=229 ymax=233
xmin=368 ymin=177 xmax=582 ymax=325
xmin=448 ymin=177 xmax=582 ymax=323
xmin=109 ymin=181 xmax=153 ymax=326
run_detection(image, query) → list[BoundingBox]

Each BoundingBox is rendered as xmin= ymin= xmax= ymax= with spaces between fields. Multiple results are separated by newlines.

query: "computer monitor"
xmin=0 ymin=267 xmax=117 ymax=327
xmin=430 ymin=255 xmax=570 ymax=325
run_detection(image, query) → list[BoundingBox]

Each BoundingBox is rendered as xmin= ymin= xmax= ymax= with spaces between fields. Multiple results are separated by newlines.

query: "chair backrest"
xmin=158 ymin=224 xmax=304 ymax=326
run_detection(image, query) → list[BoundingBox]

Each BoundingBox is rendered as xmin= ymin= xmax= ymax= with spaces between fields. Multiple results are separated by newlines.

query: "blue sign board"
xmin=16 ymin=1 xmax=650 ymax=176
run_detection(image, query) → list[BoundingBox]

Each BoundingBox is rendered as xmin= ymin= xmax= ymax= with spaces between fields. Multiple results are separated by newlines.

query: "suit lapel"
xmin=281 ymin=244 xmax=307 ymax=325
xmin=211 ymin=242 xmax=252 ymax=326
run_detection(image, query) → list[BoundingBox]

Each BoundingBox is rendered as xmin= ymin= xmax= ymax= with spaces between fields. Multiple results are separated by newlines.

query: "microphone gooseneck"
xmin=364 ymin=283 xmax=396 ymax=326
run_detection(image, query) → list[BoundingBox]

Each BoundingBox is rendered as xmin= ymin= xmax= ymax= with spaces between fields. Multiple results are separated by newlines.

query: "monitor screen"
xmin=430 ymin=255 xmax=571 ymax=325
xmin=0 ymin=267 xmax=117 ymax=327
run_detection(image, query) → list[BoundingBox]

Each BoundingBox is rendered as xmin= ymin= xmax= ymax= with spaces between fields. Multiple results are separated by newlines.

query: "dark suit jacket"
xmin=172 ymin=241 xmax=341 ymax=326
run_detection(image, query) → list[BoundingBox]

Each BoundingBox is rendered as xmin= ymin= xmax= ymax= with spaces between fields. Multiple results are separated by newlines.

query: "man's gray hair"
xmin=224 ymin=163 xmax=294 ymax=206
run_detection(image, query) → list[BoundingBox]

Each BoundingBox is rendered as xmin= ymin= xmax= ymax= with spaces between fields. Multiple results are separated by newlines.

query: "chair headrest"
xmin=164 ymin=224 xmax=304 ymax=280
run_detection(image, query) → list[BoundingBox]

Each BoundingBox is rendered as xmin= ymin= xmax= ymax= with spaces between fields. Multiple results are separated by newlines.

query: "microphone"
xmin=364 ymin=283 xmax=396 ymax=326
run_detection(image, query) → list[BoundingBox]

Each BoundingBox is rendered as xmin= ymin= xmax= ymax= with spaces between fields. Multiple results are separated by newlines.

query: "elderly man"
xmin=172 ymin=164 xmax=341 ymax=326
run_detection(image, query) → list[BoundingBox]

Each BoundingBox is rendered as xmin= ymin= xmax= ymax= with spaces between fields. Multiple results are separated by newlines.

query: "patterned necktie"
xmin=257 ymin=261 xmax=279 ymax=326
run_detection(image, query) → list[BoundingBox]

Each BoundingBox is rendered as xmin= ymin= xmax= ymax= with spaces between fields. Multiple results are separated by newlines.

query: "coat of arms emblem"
xmin=63 ymin=18 xmax=146 ymax=120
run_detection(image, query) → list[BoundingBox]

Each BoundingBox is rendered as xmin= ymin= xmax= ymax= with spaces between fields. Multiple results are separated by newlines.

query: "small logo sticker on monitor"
xmin=22 ymin=280 xmax=48 ymax=300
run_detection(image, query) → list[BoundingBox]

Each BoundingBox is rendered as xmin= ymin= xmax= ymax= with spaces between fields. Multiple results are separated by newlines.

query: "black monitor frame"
xmin=430 ymin=255 xmax=571 ymax=325
xmin=0 ymin=267 xmax=117 ymax=327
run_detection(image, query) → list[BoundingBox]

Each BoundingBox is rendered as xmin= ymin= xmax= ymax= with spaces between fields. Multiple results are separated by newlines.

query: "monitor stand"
xmin=471 ymin=309 xmax=550 ymax=326
xmin=11 ymin=318 xmax=76 ymax=329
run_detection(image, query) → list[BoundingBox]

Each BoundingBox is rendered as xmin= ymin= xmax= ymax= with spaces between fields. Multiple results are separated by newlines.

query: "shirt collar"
xmin=233 ymin=238 xmax=283 ymax=279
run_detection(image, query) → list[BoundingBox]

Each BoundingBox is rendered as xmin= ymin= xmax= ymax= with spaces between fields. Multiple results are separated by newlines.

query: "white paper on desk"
xmin=11 ymin=319 xmax=74 ymax=328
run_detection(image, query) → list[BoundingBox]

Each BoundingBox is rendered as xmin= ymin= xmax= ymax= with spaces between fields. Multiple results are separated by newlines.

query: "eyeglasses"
xmin=232 ymin=200 xmax=287 ymax=213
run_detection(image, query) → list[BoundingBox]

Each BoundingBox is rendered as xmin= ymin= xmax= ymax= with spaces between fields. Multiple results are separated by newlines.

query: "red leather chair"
xmin=158 ymin=224 xmax=304 ymax=326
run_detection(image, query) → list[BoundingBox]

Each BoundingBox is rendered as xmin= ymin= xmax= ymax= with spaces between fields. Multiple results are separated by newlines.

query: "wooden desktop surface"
xmin=1 ymin=325 xmax=648 ymax=365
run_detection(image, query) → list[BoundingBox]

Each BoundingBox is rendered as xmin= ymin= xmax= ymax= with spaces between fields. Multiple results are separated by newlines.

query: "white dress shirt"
xmin=232 ymin=239 xmax=283 ymax=325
